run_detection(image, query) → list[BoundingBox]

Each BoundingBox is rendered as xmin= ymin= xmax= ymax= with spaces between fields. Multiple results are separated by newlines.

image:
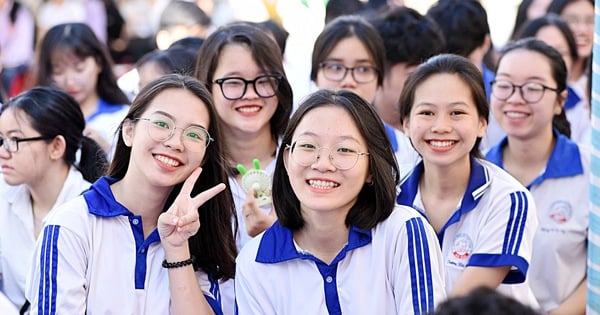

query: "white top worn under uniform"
xmin=486 ymin=132 xmax=589 ymax=312
xmin=25 ymin=177 xmax=224 ymax=315
xmin=397 ymin=158 xmax=540 ymax=308
xmin=235 ymin=206 xmax=447 ymax=315
xmin=0 ymin=167 xmax=90 ymax=311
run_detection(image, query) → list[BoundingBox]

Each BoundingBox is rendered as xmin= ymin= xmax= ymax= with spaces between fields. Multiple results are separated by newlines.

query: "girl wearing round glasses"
xmin=235 ymin=89 xmax=446 ymax=314
xmin=397 ymin=54 xmax=539 ymax=307
xmin=26 ymin=75 xmax=237 ymax=314
xmin=195 ymin=23 xmax=293 ymax=250
xmin=485 ymin=38 xmax=589 ymax=315
xmin=0 ymin=87 xmax=107 ymax=311
xmin=311 ymin=15 xmax=420 ymax=179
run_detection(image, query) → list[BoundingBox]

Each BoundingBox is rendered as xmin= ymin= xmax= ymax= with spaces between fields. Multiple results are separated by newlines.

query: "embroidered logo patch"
xmin=451 ymin=233 xmax=473 ymax=260
xmin=548 ymin=200 xmax=572 ymax=224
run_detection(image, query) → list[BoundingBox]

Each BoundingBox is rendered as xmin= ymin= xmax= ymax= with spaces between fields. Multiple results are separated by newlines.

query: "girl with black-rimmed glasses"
xmin=0 ymin=87 xmax=107 ymax=312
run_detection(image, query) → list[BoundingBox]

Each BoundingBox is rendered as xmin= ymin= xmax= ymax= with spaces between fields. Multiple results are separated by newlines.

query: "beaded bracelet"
xmin=162 ymin=255 xmax=195 ymax=269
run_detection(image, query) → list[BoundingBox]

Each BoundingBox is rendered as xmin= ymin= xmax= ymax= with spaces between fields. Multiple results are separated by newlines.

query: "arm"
xmin=158 ymin=168 xmax=226 ymax=315
xmin=395 ymin=216 xmax=446 ymax=314
xmin=449 ymin=265 xmax=510 ymax=298
xmin=548 ymin=276 xmax=586 ymax=315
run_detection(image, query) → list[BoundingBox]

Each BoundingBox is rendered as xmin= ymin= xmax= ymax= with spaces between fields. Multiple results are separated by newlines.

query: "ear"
xmin=365 ymin=173 xmax=373 ymax=185
xmin=402 ymin=117 xmax=410 ymax=134
xmin=283 ymin=146 xmax=290 ymax=173
xmin=121 ymin=119 xmax=135 ymax=147
xmin=48 ymin=135 xmax=67 ymax=161
xmin=481 ymin=34 xmax=491 ymax=53
xmin=155 ymin=29 xmax=172 ymax=50
xmin=477 ymin=114 xmax=488 ymax=138
xmin=555 ymin=90 xmax=568 ymax=115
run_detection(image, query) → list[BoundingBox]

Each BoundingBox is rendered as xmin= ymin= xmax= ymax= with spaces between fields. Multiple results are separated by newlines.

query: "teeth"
xmin=505 ymin=111 xmax=527 ymax=118
xmin=308 ymin=179 xmax=339 ymax=189
xmin=238 ymin=106 xmax=260 ymax=113
xmin=429 ymin=140 xmax=454 ymax=148
xmin=155 ymin=155 xmax=180 ymax=167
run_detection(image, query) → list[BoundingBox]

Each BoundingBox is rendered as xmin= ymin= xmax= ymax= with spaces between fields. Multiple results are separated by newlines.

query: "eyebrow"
xmin=495 ymin=73 xmax=550 ymax=82
xmin=151 ymin=110 xmax=208 ymax=129
xmin=295 ymin=131 xmax=361 ymax=143
xmin=323 ymin=58 xmax=374 ymax=64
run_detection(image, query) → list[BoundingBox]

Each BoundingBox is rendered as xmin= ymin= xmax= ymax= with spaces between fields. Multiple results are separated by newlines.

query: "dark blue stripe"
xmin=511 ymin=192 xmax=527 ymax=255
xmin=504 ymin=192 xmax=527 ymax=255
xmin=407 ymin=219 xmax=421 ymax=314
xmin=50 ymin=226 xmax=59 ymax=315
xmin=38 ymin=225 xmax=51 ymax=315
xmin=503 ymin=194 xmax=517 ymax=254
xmin=415 ymin=218 xmax=435 ymax=312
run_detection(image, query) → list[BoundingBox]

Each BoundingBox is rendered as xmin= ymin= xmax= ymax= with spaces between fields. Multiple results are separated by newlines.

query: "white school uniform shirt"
xmin=486 ymin=132 xmax=589 ymax=312
xmin=397 ymin=158 xmax=539 ymax=308
xmin=0 ymin=167 xmax=90 ymax=310
xmin=86 ymin=99 xmax=129 ymax=157
xmin=25 ymin=177 xmax=224 ymax=315
xmin=235 ymin=206 xmax=447 ymax=315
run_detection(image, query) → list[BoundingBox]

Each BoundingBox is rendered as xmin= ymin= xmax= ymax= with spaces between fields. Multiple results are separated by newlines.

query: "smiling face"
xmin=210 ymin=43 xmax=278 ymax=138
xmin=491 ymin=49 xmax=563 ymax=141
xmin=403 ymin=73 xmax=486 ymax=169
xmin=50 ymin=51 xmax=101 ymax=107
xmin=561 ymin=0 xmax=594 ymax=59
xmin=0 ymin=108 xmax=53 ymax=186
xmin=315 ymin=36 xmax=379 ymax=103
xmin=283 ymin=105 xmax=371 ymax=218
xmin=122 ymin=88 xmax=210 ymax=189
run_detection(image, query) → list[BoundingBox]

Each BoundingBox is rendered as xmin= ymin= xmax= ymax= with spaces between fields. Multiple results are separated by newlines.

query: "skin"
xmin=0 ymin=107 xmax=70 ymax=237
xmin=137 ymin=61 xmax=166 ymax=92
xmin=561 ymin=0 xmax=593 ymax=82
xmin=373 ymin=62 xmax=417 ymax=130
xmin=535 ymin=25 xmax=574 ymax=73
xmin=111 ymin=87 xmax=225 ymax=314
xmin=402 ymin=73 xmax=505 ymax=297
xmin=315 ymin=36 xmax=379 ymax=104
xmin=283 ymin=105 xmax=371 ymax=264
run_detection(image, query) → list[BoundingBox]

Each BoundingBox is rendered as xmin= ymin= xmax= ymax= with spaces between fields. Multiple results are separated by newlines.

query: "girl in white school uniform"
xmin=0 ymin=87 xmax=107 ymax=312
xmin=26 ymin=75 xmax=237 ymax=314
xmin=486 ymin=38 xmax=588 ymax=315
xmin=396 ymin=54 xmax=539 ymax=307
xmin=236 ymin=89 xmax=446 ymax=315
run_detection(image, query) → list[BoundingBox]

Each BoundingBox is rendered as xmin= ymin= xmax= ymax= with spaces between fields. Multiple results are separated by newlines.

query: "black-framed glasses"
xmin=319 ymin=62 xmax=378 ymax=83
xmin=134 ymin=113 xmax=213 ymax=152
xmin=490 ymin=80 xmax=560 ymax=103
xmin=0 ymin=136 xmax=52 ymax=153
xmin=213 ymin=75 xmax=282 ymax=100
xmin=286 ymin=140 xmax=369 ymax=170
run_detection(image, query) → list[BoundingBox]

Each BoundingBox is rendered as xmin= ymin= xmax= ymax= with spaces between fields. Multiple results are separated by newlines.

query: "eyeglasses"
xmin=319 ymin=62 xmax=378 ymax=83
xmin=134 ymin=113 xmax=213 ymax=152
xmin=0 ymin=136 xmax=52 ymax=153
xmin=286 ymin=140 xmax=369 ymax=170
xmin=213 ymin=75 xmax=281 ymax=100
xmin=490 ymin=80 xmax=559 ymax=103
xmin=562 ymin=15 xmax=594 ymax=27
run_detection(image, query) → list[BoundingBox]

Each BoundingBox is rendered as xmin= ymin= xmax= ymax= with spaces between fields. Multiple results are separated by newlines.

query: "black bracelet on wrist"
xmin=162 ymin=255 xmax=195 ymax=269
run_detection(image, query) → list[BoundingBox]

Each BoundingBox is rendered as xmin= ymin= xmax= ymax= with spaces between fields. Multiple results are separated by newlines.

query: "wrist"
xmin=162 ymin=256 xmax=195 ymax=269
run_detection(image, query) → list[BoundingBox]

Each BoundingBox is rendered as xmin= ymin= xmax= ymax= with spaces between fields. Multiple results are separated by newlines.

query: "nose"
xmin=506 ymin=86 xmax=526 ymax=103
xmin=241 ymin=82 xmax=260 ymax=99
xmin=312 ymin=147 xmax=336 ymax=171
xmin=339 ymin=69 xmax=357 ymax=88
xmin=162 ymin=127 xmax=185 ymax=151
xmin=431 ymin=114 xmax=453 ymax=133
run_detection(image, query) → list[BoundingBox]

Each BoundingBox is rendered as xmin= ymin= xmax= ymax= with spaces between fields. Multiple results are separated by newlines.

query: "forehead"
xmin=325 ymin=36 xmax=373 ymax=62
xmin=562 ymin=0 xmax=593 ymax=15
xmin=50 ymin=48 xmax=89 ymax=65
xmin=413 ymin=73 xmax=477 ymax=107
xmin=293 ymin=105 xmax=364 ymax=142
xmin=0 ymin=107 xmax=33 ymax=134
xmin=497 ymin=49 xmax=553 ymax=78
xmin=142 ymin=88 xmax=211 ymax=126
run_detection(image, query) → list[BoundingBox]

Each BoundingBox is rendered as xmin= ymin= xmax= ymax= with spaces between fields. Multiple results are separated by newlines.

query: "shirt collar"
xmin=84 ymin=176 xmax=132 ymax=217
xmin=255 ymin=221 xmax=372 ymax=264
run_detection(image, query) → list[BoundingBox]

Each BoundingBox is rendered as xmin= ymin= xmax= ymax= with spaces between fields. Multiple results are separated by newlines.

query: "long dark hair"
xmin=2 ymin=87 xmax=108 ymax=182
xmin=108 ymin=74 xmax=237 ymax=279
xmin=37 ymin=23 xmax=130 ymax=106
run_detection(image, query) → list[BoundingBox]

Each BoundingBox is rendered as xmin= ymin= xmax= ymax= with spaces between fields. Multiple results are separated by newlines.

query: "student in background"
xmin=36 ymin=22 xmax=130 ymax=155
xmin=236 ymin=89 xmax=446 ymax=315
xmin=397 ymin=54 xmax=539 ymax=308
xmin=431 ymin=286 xmax=540 ymax=315
xmin=486 ymin=38 xmax=588 ymax=315
xmin=0 ymin=87 xmax=107 ymax=312
xmin=310 ymin=15 xmax=418 ymax=177
xmin=26 ymin=74 xmax=237 ymax=314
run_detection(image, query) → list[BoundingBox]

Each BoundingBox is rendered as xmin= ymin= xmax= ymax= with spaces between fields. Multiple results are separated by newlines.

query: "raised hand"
xmin=242 ymin=187 xmax=277 ymax=237
xmin=158 ymin=167 xmax=226 ymax=248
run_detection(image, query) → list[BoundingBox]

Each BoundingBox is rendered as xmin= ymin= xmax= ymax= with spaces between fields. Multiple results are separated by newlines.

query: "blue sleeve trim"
xmin=503 ymin=191 xmax=528 ymax=256
xmin=38 ymin=225 xmax=60 ymax=315
xmin=406 ymin=217 xmax=435 ymax=314
xmin=468 ymin=253 xmax=529 ymax=284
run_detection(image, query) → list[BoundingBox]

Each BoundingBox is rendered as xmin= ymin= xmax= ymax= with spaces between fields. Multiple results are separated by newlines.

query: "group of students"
xmin=0 ymin=0 xmax=591 ymax=314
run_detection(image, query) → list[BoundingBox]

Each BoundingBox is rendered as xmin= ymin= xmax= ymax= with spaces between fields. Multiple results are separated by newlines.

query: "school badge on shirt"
xmin=548 ymin=200 xmax=572 ymax=224
xmin=451 ymin=233 xmax=473 ymax=260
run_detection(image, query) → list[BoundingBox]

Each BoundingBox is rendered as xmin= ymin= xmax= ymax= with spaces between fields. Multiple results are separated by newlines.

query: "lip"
xmin=153 ymin=153 xmax=184 ymax=170
xmin=306 ymin=177 xmax=340 ymax=191
xmin=1 ymin=165 xmax=13 ymax=172
xmin=235 ymin=104 xmax=262 ymax=116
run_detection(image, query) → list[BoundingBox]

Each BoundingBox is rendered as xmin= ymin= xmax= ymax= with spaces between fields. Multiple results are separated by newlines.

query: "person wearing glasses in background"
xmin=486 ymin=38 xmax=589 ymax=315
xmin=0 ymin=87 xmax=107 ymax=313
xmin=235 ymin=89 xmax=446 ymax=315
xmin=310 ymin=15 xmax=418 ymax=178
xmin=26 ymin=75 xmax=237 ymax=314
xmin=194 ymin=23 xmax=293 ymax=314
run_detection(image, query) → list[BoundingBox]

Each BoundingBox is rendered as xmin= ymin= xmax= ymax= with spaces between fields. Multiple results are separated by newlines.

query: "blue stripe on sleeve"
xmin=406 ymin=217 xmax=435 ymax=314
xmin=503 ymin=192 xmax=528 ymax=255
xmin=37 ymin=225 xmax=60 ymax=315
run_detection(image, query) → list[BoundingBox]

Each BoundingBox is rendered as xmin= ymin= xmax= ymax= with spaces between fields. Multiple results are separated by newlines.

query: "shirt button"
xmin=325 ymin=276 xmax=333 ymax=283
xmin=140 ymin=248 xmax=146 ymax=254
xmin=132 ymin=218 xmax=139 ymax=225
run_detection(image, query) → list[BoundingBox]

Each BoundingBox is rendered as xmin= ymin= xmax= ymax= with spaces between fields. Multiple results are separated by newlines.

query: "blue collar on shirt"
xmin=485 ymin=130 xmax=583 ymax=188
xmin=383 ymin=122 xmax=399 ymax=152
xmin=86 ymin=98 xmax=124 ymax=122
xmin=255 ymin=221 xmax=372 ymax=264
xmin=83 ymin=176 xmax=133 ymax=217
xmin=564 ymin=85 xmax=581 ymax=111
xmin=397 ymin=158 xmax=490 ymax=241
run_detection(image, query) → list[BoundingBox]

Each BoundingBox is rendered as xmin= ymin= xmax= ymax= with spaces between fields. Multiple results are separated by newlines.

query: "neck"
xmin=224 ymin=126 xmax=277 ymax=170
xmin=421 ymin=159 xmax=471 ymax=200
xmin=80 ymin=94 xmax=100 ymax=119
xmin=569 ymin=58 xmax=585 ymax=83
xmin=29 ymin=164 xmax=70 ymax=237
xmin=502 ymin=131 xmax=555 ymax=185
xmin=294 ymin=213 xmax=349 ymax=265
